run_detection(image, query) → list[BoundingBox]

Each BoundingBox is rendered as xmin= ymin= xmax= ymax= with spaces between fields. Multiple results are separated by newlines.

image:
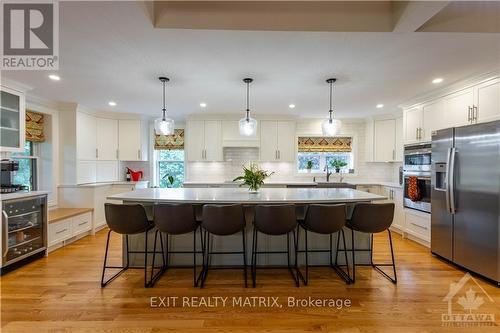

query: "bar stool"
xmin=251 ymin=204 xmax=299 ymax=287
xmin=297 ymin=204 xmax=351 ymax=285
xmin=149 ymin=203 xmax=204 ymax=287
xmin=101 ymin=203 xmax=163 ymax=288
xmin=346 ymin=203 xmax=397 ymax=284
xmin=200 ymin=204 xmax=247 ymax=288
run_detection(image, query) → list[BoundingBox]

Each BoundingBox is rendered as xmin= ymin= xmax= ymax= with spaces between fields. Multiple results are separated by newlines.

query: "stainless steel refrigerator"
xmin=431 ymin=120 xmax=500 ymax=285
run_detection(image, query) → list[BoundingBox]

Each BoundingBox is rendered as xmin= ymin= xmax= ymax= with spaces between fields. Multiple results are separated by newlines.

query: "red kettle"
xmin=126 ymin=168 xmax=143 ymax=182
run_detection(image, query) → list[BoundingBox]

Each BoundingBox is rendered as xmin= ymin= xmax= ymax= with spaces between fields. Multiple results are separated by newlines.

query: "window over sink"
xmin=297 ymin=136 xmax=354 ymax=174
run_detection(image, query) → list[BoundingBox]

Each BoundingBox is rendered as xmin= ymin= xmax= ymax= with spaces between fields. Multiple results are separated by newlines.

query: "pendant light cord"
xmin=246 ymin=80 xmax=250 ymax=120
xmin=329 ymin=80 xmax=333 ymax=121
xmin=162 ymin=80 xmax=167 ymax=121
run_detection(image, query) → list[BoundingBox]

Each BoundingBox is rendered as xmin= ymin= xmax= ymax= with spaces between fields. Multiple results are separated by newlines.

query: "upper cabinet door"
xmin=422 ymin=99 xmax=446 ymax=142
xmin=394 ymin=117 xmax=404 ymax=162
xmin=276 ymin=121 xmax=296 ymax=162
xmin=76 ymin=112 xmax=97 ymax=160
xmin=475 ymin=78 xmax=500 ymax=123
xmin=186 ymin=120 xmax=205 ymax=162
xmin=260 ymin=121 xmax=278 ymax=161
xmin=444 ymin=88 xmax=474 ymax=128
xmin=204 ymin=120 xmax=223 ymax=161
xmin=374 ymin=119 xmax=396 ymax=161
xmin=118 ymin=120 xmax=142 ymax=161
xmin=96 ymin=118 xmax=118 ymax=160
xmin=0 ymin=86 xmax=25 ymax=152
xmin=404 ymin=106 xmax=422 ymax=144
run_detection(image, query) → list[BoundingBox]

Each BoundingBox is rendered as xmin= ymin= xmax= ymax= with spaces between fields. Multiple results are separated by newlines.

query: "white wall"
xmin=185 ymin=119 xmax=401 ymax=183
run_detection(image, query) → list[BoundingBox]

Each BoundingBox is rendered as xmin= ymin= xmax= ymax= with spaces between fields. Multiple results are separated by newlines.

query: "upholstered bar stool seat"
xmin=200 ymin=204 xmax=247 ymax=288
xmin=298 ymin=204 xmax=350 ymax=285
xmin=101 ymin=203 xmax=162 ymax=288
xmin=150 ymin=203 xmax=203 ymax=287
xmin=251 ymin=204 xmax=300 ymax=287
xmin=344 ymin=203 xmax=397 ymax=284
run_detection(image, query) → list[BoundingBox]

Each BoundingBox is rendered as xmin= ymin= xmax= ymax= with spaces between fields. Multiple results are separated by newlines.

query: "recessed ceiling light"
xmin=108 ymin=101 xmax=117 ymax=106
xmin=289 ymin=104 xmax=296 ymax=109
xmin=432 ymin=78 xmax=444 ymax=84
xmin=200 ymin=103 xmax=207 ymax=108
xmin=376 ymin=104 xmax=384 ymax=108
xmin=48 ymin=74 xmax=60 ymax=81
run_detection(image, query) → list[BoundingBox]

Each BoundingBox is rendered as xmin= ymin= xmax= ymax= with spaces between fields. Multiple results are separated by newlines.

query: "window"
xmin=12 ymin=141 xmax=37 ymax=190
xmin=297 ymin=136 xmax=354 ymax=173
xmin=157 ymin=150 xmax=184 ymax=188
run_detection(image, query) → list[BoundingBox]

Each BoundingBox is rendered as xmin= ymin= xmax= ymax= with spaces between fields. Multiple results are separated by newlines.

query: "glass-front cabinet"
xmin=0 ymin=86 xmax=25 ymax=152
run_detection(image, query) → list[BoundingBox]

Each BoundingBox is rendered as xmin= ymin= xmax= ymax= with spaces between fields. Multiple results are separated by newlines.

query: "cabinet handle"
xmin=467 ymin=106 xmax=472 ymax=123
xmin=278 ymin=150 xmax=280 ymax=160
xmin=410 ymin=222 xmax=428 ymax=230
xmin=138 ymin=150 xmax=141 ymax=159
xmin=78 ymin=221 xmax=87 ymax=226
xmin=473 ymin=105 xmax=478 ymax=122
xmin=96 ymin=149 xmax=99 ymax=159
xmin=56 ymin=228 xmax=68 ymax=234
xmin=416 ymin=128 xmax=419 ymax=140
xmin=392 ymin=149 xmax=395 ymax=160
xmin=116 ymin=150 xmax=119 ymax=159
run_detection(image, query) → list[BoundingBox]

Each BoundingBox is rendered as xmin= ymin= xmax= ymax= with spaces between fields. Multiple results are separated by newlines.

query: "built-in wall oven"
xmin=403 ymin=143 xmax=431 ymax=213
xmin=1 ymin=194 xmax=47 ymax=273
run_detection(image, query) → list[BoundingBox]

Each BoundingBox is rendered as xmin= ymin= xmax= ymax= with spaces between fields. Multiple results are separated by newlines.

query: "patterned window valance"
xmin=25 ymin=110 xmax=45 ymax=142
xmin=298 ymin=136 xmax=352 ymax=152
xmin=154 ymin=129 xmax=184 ymax=150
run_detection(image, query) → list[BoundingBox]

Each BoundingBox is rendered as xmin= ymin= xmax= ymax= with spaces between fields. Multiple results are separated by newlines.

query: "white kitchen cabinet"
xmin=403 ymin=106 xmax=423 ymax=144
xmin=373 ymin=119 xmax=396 ymax=162
xmin=444 ymin=87 xmax=474 ymax=128
xmin=76 ymin=112 xmax=97 ymax=160
xmin=222 ymin=120 xmax=260 ymax=147
xmin=394 ymin=117 xmax=404 ymax=162
xmin=118 ymin=120 xmax=147 ymax=161
xmin=0 ymin=86 xmax=25 ymax=152
xmin=405 ymin=209 xmax=431 ymax=244
xmin=422 ymin=99 xmax=446 ymax=142
xmin=474 ymin=77 xmax=500 ymax=123
xmin=260 ymin=120 xmax=296 ymax=162
xmin=384 ymin=186 xmax=405 ymax=233
xmin=96 ymin=118 xmax=118 ymax=160
xmin=185 ymin=120 xmax=223 ymax=161
xmin=204 ymin=120 xmax=223 ymax=161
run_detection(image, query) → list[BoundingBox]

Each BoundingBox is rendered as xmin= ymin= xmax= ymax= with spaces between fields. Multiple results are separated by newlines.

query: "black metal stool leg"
xmin=101 ymin=230 xmax=131 ymax=288
xmin=242 ymin=229 xmax=248 ymax=288
xmin=193 ymin=228 xmax=197 ymax=287
xmin=371 ymin=230 xmax=398 ymax=284
xmin=144 ymin=230 xmax=149 ymax=288
xmin=251 ymin=228 xmax=258 ymax=288
xmin=351 ymin=228 xmax=356 ymax=283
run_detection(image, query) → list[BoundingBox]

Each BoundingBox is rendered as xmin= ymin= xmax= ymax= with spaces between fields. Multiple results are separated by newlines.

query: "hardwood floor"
xmin=1 ymin=229 xmax=498 ymax=332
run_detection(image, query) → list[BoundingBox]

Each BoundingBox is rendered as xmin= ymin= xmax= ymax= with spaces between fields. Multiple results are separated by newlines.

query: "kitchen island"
xmin=107 ymin=187 xmax=386 ymax=266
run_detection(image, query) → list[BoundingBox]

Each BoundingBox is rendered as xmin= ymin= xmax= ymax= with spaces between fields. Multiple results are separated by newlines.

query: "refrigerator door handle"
xmin=445 ymin=148 xmax=452 ymax=213
xmin=449 ymin=147 xmax=457 ymax=214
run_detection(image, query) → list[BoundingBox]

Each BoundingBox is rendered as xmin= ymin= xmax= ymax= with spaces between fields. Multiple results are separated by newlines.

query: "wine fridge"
xmin=1 ymin=194 xmax=47 ymax=272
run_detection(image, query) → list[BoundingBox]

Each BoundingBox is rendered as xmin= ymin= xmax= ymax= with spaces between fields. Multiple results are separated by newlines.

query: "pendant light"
xmin=154 ymin=76 xmax=174 ymax=136
xmin=322 ymin=78 xmax=342 ymax=136
xmin=239 ymin=78 xmax=257 ymax=136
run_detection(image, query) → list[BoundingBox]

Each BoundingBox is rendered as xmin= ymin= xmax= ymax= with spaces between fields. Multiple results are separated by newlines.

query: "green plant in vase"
xmin=162 ymin=174 xmax=175 ymax=188
xmin=233 ymin=164 xmax=274 ymax=193
xmin=306 ymin=160 xmax=313 ymax=173
xmin=329 ymin=158 xmax=348 ymax=173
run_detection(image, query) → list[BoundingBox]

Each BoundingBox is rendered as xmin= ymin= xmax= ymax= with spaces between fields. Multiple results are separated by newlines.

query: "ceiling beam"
xmin=392 ymin=1 xmax=450 ymax=32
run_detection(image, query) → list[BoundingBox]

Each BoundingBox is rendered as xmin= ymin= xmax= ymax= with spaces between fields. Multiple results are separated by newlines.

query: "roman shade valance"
xmin=25 ymin=110 xmax=45 ymax=142
xmin=154 ymin=129 xmax=184 ymax=150
xmin=298 ymin=136 xmax=352 ymax=152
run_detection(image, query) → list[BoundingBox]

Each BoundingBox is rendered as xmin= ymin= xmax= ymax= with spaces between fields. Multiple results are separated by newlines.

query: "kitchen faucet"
xmin=324 ymin=164 xmax=332 ymax=182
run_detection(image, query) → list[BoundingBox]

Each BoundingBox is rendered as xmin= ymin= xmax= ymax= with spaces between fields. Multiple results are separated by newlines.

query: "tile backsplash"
xmin=186 ymin=119 xmax=402 ymax=184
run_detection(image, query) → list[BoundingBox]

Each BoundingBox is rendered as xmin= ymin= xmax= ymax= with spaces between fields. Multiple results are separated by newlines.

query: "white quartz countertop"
xmin=58 ymin=181 xmax=149 ymax=188
xmin=0 ymin=191 xmax=48 ymax=201
xmin=183 ymin=180 xmax=403 ymax=189
xmin=107 ymin=187 xmax=386 ymax=204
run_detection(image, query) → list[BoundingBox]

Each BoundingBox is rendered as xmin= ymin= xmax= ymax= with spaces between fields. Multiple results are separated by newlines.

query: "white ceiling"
xmin=2 ymin=1 xmax=500 ymax=121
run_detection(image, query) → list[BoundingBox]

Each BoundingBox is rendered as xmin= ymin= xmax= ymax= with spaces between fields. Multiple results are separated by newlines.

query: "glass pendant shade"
xmin=154 ymin=116 xmax=174 ymax=135
xmin=322 ymin=118 xmax=342 ymax=136
xmin=239 ymin=116 xmax=257 ymax=136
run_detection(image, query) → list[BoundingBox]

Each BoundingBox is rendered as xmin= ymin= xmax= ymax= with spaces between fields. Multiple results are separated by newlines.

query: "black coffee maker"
xmin=1 ymin=159 xmax=25 ymax=193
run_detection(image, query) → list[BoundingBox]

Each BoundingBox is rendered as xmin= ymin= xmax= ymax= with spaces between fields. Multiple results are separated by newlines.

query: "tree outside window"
xmin=157 ymin=150 xmax=184 ymax=188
